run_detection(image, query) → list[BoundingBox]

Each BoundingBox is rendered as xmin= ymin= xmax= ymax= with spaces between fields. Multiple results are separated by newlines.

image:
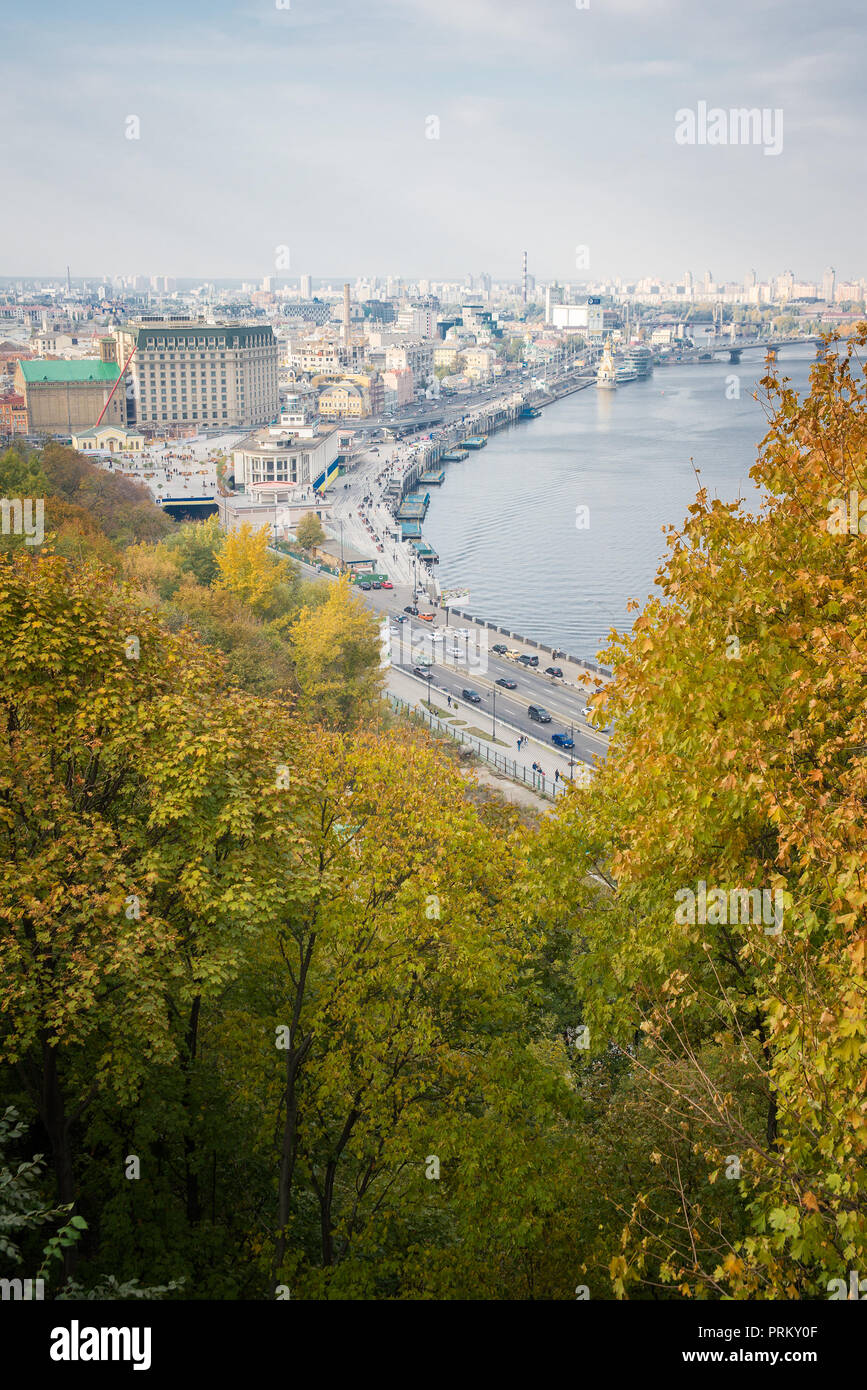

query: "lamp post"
xmin=492 ymin=687 xmax=497 ymax=741
xmin=569 ymin=720 xmax=574 ymax=782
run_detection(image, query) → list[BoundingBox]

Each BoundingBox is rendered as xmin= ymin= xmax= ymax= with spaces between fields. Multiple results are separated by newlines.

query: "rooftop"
xmin=19 ymin=358 xmax=120 ymax=384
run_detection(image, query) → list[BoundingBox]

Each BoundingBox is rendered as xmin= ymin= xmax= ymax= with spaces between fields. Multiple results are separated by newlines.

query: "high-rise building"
xmin=300 ymin=274 xmax=312 ymax=300
xmin=822 ymin=266 xmax=836 ymax=303
xmin=119 ymin=319 xmax=279 ymax=433
xmin=545 ymin=283 xmax=564 ymax=324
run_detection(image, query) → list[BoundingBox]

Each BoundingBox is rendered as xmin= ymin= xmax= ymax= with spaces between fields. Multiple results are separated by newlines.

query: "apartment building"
xmin=119 ymin=319 xmax=279 ymax=432
xmin=287 ymin=340 xmax=365 ymax=376
xmin=384 ymin=340 xmax=434 ymax=382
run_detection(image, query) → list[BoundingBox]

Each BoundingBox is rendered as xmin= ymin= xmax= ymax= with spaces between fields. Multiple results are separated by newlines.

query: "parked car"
xmin=461 ymin=688 xmax=482 ymax=704
xmin=492 ymin=643 xmax=508 ymax=654
xmin=528 ymin=705 xmax=552 ymax=723
xmin=496 ymin=678 xmax=517 ymax=689
xmin=404 ymin=605 xmax=419 ymax=615
xmin=545 ymin=666 xmax=563 ymax=678
xmin=357 ymin=582 xmax=371 ymax=590
xmin=381 ymin=580 xmax=393 ymax=589
xmin=371 ymin=581 xmax=381 ymax=589
xmin=518 ymin=654 xmax=540 ymax=667
xmin=551 ymin=732 xmax=575 ymax=749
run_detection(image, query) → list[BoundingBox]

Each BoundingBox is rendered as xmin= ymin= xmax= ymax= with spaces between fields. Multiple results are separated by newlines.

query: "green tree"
xmin=530 ymin=329 xmax=867 ymax=1299
xmin=294 ymin=511 xmax=326 ymax=551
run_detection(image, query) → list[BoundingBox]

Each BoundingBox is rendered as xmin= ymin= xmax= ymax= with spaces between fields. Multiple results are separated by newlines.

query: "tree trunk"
xmin=182 ymin=996 xmax=202 ymax=1226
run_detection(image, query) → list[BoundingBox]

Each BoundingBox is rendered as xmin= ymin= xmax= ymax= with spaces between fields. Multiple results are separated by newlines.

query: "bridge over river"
xmin=682 ymin=335 xmax=820 ymax=364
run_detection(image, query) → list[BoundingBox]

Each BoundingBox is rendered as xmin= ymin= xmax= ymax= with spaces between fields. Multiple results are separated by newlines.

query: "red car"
xmin=381 ymin=580 xmax=393 ymax=589
xmin=418 ymin=613 xmax=434 ymax=622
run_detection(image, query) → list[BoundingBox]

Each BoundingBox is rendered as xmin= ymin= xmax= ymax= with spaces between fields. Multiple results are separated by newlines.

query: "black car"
xmin=495 ymin=678 xmax=517 ymax=689
xmin=358 ymin=582 xmax=371 ymax=590
xmin=461 ymin=688 xmax=482 ymax=704
xmin=492 ymin=643 xmax=507 ymax=654
xmin=545 ymin=666 xmax=563 ymax=678
xmin=528 ymin=705 xmax=552 ymax=723
xmin=404 ymin=605 xmax=419 ymax=615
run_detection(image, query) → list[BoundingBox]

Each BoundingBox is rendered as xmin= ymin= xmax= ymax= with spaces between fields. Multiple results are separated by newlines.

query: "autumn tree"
xmin=532 ymin=329 xmax=867 ymax=1299
xmin=215 ymin=522 xmax=299 ymax=619
xmin=286 ymin=575 xmax=383 ymax=726
xmin=294 ymin=511 xmax=326 ymax=551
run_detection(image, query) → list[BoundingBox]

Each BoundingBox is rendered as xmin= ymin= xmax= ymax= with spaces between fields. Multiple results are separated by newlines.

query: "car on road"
xmin=414 ymin=654 xmax=433 ymax=667
xmin=492 ymin=643 xmax=508 ymax=654
xmin=551 ymin=732 xmax=575 ymax=749
xmin=404 ymin=605 xmax=419 ymax=615
xmin=518 ymin=654 xmax=540 ymax=667
xmin=412 ymin=666 xmax=432 ymax=679
xmin=495 ymin=678 xmax=517 ymax=689
xmin=461 ymin=688 xmax=482 ymax=704
xmin=545 ymin=666 xmax=563 ymax=678
xmin=395 ymin=614 xmax=409 ymax=623
xmin=418 ymin=613 xmax=434 ymax=622
xmin=528 ymin=705 xmax=552 ymax=723
xmin=582 ymin=707 xmax=592 ymax=719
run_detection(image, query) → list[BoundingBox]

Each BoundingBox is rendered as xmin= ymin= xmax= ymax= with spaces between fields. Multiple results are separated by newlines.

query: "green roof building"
xmin=15 ymin=356 xmax=125 ymax=434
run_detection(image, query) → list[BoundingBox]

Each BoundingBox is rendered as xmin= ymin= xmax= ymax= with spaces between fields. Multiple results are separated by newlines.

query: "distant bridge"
xmin=690 ymin=335 xmax=819 ymax=364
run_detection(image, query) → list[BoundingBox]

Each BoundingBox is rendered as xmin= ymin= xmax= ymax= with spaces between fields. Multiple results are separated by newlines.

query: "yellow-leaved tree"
xmin=215 ymin=522 xmax=297 ymax=618
xmin=287 ymin=575 xmax=383 ymax=727
xmin=530 ymin=330 xmax=867 ymax=1300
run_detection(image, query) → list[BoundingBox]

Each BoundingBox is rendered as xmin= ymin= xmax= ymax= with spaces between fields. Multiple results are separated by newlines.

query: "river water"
xmin=423 ymin=346 xmax=818 ymax=663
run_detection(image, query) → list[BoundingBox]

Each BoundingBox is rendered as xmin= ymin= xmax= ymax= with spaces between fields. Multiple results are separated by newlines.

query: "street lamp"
xmin=569 ymin=720 xmax=574 ymax=782
xmin=492 ymin=687 xmax=497 ymax=741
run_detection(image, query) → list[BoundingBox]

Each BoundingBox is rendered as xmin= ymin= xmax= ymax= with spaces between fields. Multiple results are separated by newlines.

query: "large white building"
xmin=118 ymin=319 xmax=279 ymax=432
xmin=551 ymin=303 xmax=604 ymax=335
xmin=231 ymin=423 xmax=340 ymax=497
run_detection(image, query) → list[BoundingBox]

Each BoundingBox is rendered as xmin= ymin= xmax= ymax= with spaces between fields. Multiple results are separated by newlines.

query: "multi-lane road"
xmin=362 ymin=585 xmax=610 ymax=766
xmin=297 ymin=375 xmax=612 ymax=771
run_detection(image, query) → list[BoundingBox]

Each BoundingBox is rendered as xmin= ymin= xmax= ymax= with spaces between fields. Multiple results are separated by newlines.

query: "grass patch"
xmin=450 ymin=719 xmax=467 ymax=727
xmin=464 ymin=727 xmax=510 ymax=745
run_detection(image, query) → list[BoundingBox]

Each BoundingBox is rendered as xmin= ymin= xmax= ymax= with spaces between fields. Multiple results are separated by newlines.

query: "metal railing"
xmin=385 ymin=693 xmax=572 ymax=800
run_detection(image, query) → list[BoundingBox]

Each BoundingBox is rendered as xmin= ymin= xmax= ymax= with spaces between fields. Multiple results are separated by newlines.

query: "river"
xmin=423 ymin=346 xmax=818 ymax=663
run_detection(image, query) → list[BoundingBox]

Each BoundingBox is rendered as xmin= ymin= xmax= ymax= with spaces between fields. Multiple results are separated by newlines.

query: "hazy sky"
xmin=3 ymin=0 xmax=865 ymax=283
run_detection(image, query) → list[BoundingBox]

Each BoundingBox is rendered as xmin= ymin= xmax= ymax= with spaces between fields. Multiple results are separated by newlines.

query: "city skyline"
xmin=2 ymin=0 xmax=865 ymax=280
